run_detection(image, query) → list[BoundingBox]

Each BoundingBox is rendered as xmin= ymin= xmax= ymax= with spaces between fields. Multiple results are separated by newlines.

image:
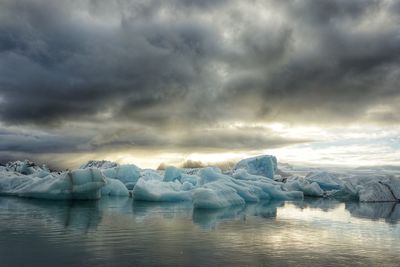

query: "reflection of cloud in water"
xmin=346 ymin=202 xmax=400 ymax=224
xmin=292 ymin=198 xmax=342 ymax=211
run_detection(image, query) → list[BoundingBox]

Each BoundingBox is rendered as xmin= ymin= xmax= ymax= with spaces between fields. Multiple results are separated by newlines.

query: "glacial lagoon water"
xmin=0 ymin=197 xmax=399 ymax=267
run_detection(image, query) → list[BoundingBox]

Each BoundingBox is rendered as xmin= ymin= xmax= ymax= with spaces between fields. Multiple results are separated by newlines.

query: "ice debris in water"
xmin=1 ymin=156 xmax=400 ymax=206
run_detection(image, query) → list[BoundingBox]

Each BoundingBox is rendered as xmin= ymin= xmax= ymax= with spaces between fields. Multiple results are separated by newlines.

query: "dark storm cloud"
xmin=0 ymin=0 xmax=221 ymax=125
xmin=219 ymin=0 xmax=400 ymax=122
xmin=0 ymin=0 xmax=399 ymax=159
xmin=0 ymin=128 xmax=88 ymax=153
xmin=88 ymin=126 xmax=311 ymax=151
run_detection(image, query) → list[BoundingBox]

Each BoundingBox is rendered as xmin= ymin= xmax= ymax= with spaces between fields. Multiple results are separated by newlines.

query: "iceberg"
xmin=192 ymin=167 xmax=302 ymax=209
xmin=101 ymin=178 xmax=130 ymax=197
xmin=356 ymin=176 xmax=400 ymax=202
xmin=285 ymin=176 xmax=324 ymax=197
xmin=6 ymin=160 xmax=50 ymax=177
xmin=2 ymin=155 xmax=399 ymax=207
xmin=192 ymin=183 xmax=246 ymax=209
xmin=132 ymin=167 xmax=192 ymax=202
xmin=234 ymin=155 xmax=277 ymax=178
xmin=305 ymin=171 xmax=344 ymax=191
xmin=81 ymin=161 xmax=141 ymax=190
xmin=163 ymin=166 xmax=182 ymax=182
xmin=304 ymin=172 xmax=400 ymax=202
xmin=0 ymin=168 xmax=106 ymax=200
xmin=101 ymin=165 xmax=141 ymax=190
xmin=131 ymin=165 xmax=303 ymax=208
xmin=133 ymin=178 xmax=192 ymax=202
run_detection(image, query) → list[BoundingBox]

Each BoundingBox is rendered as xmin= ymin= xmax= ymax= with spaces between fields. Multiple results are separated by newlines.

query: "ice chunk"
xmin=163 ymin=166 xmax=182 ymax=182
xmin=329 ymin=180 xmax=359 ymax=201
xmin=81 ymin=161 xmax=141 ymax=190
xmin=305 ymin=171 xmax=344 ymax=191
xmin=192 ymin=167 xmax=302 ymax=209
xmin=285 ymin=176 xmax=324 ymax=197
xmin=6 ymin=160 xmax=50 ymax=175
xmin=234 ymin=155 xmax=277 ymax=178
xmin=139 ymin=169 xmax=164 ymax=181
xmin=101 ymin=178 xmax=129 ymax=197
xmin=0 ymin=168 xmax=106 ymax=200
xmin=358 ymin=177 xmax=400 ymax=202
xmin=192 ymin=185 xmax=246 ymax=209
xmin=180 ymin=173 xmax=200 ymax=186
xmin=132 ymin=178 xmax=191 ymax=202
xmin=330 ymin=175 xmax=400 ymax=202
xmin=232 ymin=169 xmax=281 ymax=185
xmin=101 ymin=164 xmax=141 ymax=190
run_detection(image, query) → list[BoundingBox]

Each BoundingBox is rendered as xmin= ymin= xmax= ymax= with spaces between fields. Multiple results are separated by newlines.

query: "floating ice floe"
xmin=1 ymin=156 xmax=400 ymax=206
xmin=305 ymin=171 xmax=344 ymax=191
xmin=285 ymin=176 xmax=324 ymax=197
xmin=0 ymin=167 xmax=105 ymax=200
xmin=233 ymin=155 xmax=277 ymax=179
xmin=101 ymin=178 xmax=130 ymax=197
xmin=81 ymin=161 xmax=141 ymax=190
xmin=131 ymin=166 xmax=303 ymax=208
xmin=334 ymin=175 xmax=400 ymax=202
xmin=294 ymin=171 xmax=400 ymax=203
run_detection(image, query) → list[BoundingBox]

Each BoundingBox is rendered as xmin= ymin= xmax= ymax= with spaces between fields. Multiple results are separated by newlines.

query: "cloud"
xmin=88 ymin=125 xmax=310 ymax=151
xmin=0 ymin=127 xmax=89 ymax=153
xmin=1 ymin=0 xmax=398 ymax=126
xmin=0 ymin=0 xmax=399 ymax=166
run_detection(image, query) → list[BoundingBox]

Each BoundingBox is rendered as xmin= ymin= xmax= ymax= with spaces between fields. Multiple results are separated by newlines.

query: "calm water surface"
xmin=0 ymin=197 xmax=399 ymax=267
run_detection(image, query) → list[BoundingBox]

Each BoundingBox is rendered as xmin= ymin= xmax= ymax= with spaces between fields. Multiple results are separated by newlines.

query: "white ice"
xmin=81 ymin=161 xmax=141 ymax=190
xmin=1 ymin=156 xmax=400 ymax=206
xmin=233 ymin=155 xmax=277 ymax=178
xmin=0 ymin=167 xmax=105 ymax=200
xmin=101 ymin=178 xmax=130 ymax=197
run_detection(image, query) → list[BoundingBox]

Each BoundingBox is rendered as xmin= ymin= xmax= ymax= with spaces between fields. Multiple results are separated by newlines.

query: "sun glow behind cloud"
xmin=44 ymin=123 xmax=399 ymax=169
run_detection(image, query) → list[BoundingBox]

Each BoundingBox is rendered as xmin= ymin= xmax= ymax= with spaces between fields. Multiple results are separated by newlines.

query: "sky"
xmin=0 ymin=0 xmax=400 ymax=169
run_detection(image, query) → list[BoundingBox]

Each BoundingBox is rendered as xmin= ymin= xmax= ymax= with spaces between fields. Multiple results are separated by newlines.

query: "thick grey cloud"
xmin=0 ymin=0 xmax=399 ymax=164
xmin=88 ymin=125 xmax=311 ymax=151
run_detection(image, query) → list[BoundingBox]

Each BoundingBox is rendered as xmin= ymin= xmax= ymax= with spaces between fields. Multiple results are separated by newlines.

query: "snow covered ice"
xmin=1 ymin=156 xmax=400 ymax=206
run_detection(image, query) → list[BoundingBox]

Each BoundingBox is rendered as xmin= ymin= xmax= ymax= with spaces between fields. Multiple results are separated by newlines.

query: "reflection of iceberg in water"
xmin=292 ymin=198 xmax=342 ymax=211
xmin=132 ymin=201 xmax=193 ymax=220
xmin=0 ymin=197 xmax=102 ymax=233
xmin=192 ymin=205 xmax=245 ymax=229
xmin=192 ymin=200 xmax=284 ymax=229
xmin=346 ymin=202 xmax=400 ymax=224
xmin=98 ymin=196 xmax=133 ymax=214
